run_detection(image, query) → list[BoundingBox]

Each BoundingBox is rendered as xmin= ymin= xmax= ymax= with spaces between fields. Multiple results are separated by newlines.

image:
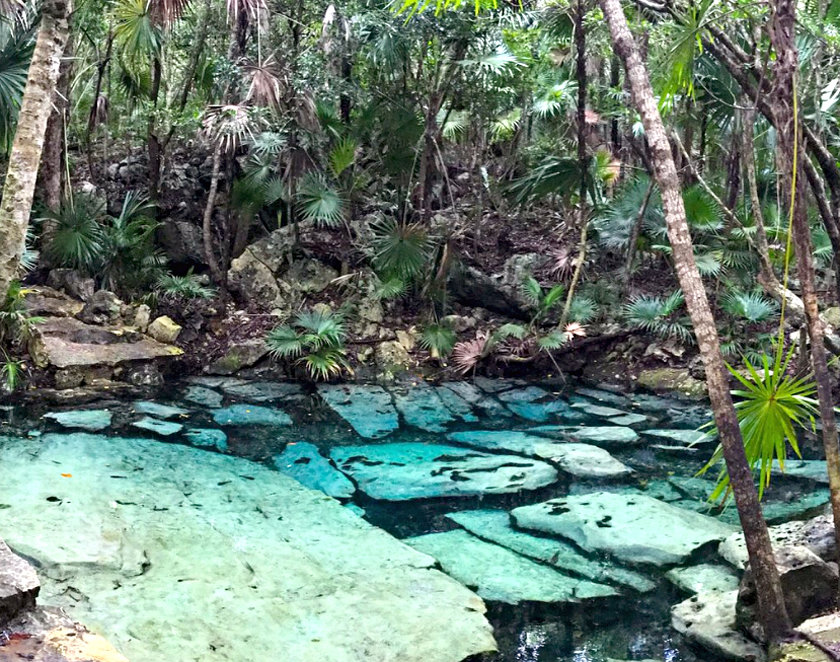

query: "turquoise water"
xmin=0 ymin=378 xmax=827 ymax=661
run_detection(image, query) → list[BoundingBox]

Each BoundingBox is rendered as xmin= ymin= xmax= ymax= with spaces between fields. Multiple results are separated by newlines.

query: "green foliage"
xmin=156 ymin=270 xmax=217 ymax=300
xmin=1 ymin=351 xmax=24 ymax=392
xmin=420 ymin=323 xmax=456 ymax=358
xmin=296 ymin=172 xmax=346 ymax=227
xmin=371 ymin=217 xmax=432 ymax=282
xmin=623 ymin=291 xmax=693 ymax=344
xmin=0 ymin=281 xmax=42 ymax=345
xmin=722 ymin=291 xmax=778 ymax=324
xmin=42 ymin=193 xmax=107 ymax=273
xmin=0 ymin=18 xmax=34 ymax=152
xmin=567 ymin=296 xmax=597 ymax=324
xmin=520 ymin=276 xmax=564 ymax=324
xmin=700 ymin=349 xmax=818 ymax=501
xmin=266 ymin=307 xmax=349 ymax=381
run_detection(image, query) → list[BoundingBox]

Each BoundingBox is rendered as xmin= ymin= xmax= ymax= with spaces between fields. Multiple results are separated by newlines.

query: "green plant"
xmin=420 ymin=323 xmax=456 ymax=358
xmin=1 ymin=349 xmax=24 ymax=392
xmin=156 ymin=270 xmax=218 ymax=300
xmin=265 ymin=307 xmax=350 ymax=380
xmin=0 ymin=281 xmax=42 ymax=345
xmin=700 ymin=349 xmax=818 ymax=501
xmin=722 ymin=290 xmax=778 ymax=324
xmin=42 ymin=192 xmax=106 ymax=273
xmin=296 ymin=171 xmax=346 ymax=227
xmin=622 ymin=290 xmax=693 ymax=344
xmin=567 ymin=295 xmax=597 ymax=324
xmin=371 ymin=217 xmax=432 ymax=283
xmin=99 ymin=192 xmax=163 ymax=292
xmin=520 ymin=275 xmax=565 ymax=325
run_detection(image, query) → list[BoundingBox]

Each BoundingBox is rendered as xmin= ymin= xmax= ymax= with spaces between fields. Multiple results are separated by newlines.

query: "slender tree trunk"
xmin=622 ymin=179 xmax=654 ymax=292
xmin=600 ymin=0 xmax=791 ymax=640
xmin=38 ymin=36 xmax=73 ymax=215
xmin=768 ymin=0 xmax=840 ymax=578
xmin=561 ymin=0 xmax=588 ymax=326
xmin=0 ymin=0 xmax=71 ymax=297
xmin=148 ymin=56 xmax=163 ymax=203
xmin=202 ymin=145 xmax=225 ymax=285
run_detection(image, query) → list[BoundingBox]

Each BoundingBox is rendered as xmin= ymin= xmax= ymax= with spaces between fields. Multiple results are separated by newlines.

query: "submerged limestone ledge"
xmin=0 ymin=433 xmax=497 ymax=662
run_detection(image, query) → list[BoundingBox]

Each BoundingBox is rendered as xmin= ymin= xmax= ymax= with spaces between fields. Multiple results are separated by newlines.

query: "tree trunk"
xmin=560 ymin=0 xmax=588 ymax=326
xmin=768 ymin=0 xmax=840 ymax=579
xmin=147 ymin=56 xmax=162 ymax=203
xmin=0 ymin=0 xmax=71 ymax=298
xmin=202 ymin=144 xmax=225 ymax=286
xmin=600 ymin=0 xmax=791 ymax=640
xmin=38 ymin=36 xmax=73 ymax=215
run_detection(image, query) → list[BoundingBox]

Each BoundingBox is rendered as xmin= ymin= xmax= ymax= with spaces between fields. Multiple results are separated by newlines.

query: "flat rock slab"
xmin=30 ymin=317 xmax=182 ymax=369
xmin=182 ymin=385 xmax=224 ymax=408
xmin=331 ymin=443 xmax=558 ymax=501
xmin=608 ymin=413 xmax=649 ymax=426
xmin=534 ymin=425 xmax=640 ymax=445
xmin=665 ymin=563 xmax=740 ymax=595
xmin=43 ymin=409 xmax=112 ymax=432
xmin=0 ymin=433 xmax=497 ymax=662
xmin=0 ymin=538 xmax=39 ymax=624
xmin=392 ymin=382 xmax=457 ymax=432
xmin=642 ymin=429 xmax=711 ymax=446
xmin=434 ymin=386 xmax=478 ymax=423
xmin=446 ymin=510 xmax=655 ymax=593
xmin=218 ymin=381 xmax=304 ymax=402
xmin=512 ymin=493 xmax=736 ymax=567
xmin=495 ymin=387 xmax=577 ymax=422
xmin=131 ymin=417 xmax=183 ymax=436
xmin=671 ymin=590 xmax=766 ymax=661
xmin=774 ymin=460 xmax=829 ymax=483
xmin=318 ymin=384 xmax=399 ymax=438
xmin=575 ymin=387 xmax=630 ymax=407
xmin=184 ymin=428 xmax=228 ymax=452
xmin=570 ymin=401 xmax=629 ymax=418
xmin=212 ymin=404 xmax=292 ymax=426
xmin=406 ymin=530 xmax=616 ymax=604
xmin=274 ymin=442 xmax=355 ymax=499
xmin=439 ymin=382 xmax=510 ymax=419
xmin=133 ymin=401 xmax=189 ymax=419
xmin=447 ymin=431 xmax=631 ymax=479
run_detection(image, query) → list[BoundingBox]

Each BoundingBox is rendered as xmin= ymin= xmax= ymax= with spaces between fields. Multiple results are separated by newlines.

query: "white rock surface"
xmin=0 ymin=433 xmax=497 ymax=662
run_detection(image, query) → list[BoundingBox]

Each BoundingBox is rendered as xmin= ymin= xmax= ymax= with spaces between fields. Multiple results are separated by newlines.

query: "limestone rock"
xmin=0 ymin=432 xmax=497 ymax=661
xmin=720 ymin=514 xmax=836 ymax=569
xmin=392 ymin=381 xmax=456 ymax=432
xmin=29 ymin=317 xmax=182 ymax=370
xmin=738 ymin=546 xmax=839 ymax=632
xmin=671 ymin=590 xmax=766 ymax=661
xmin=23 ymin=286 xmax=84 ymax=317
xmin=536 ymin=425 xmax=641 ymax=445
xmin=374 ymin=340 xmax=412 ymax=377
xmin=132 ymin=303 xmax=151 ymax=332
xmin=447 ymin=430 xmax=632 ymax=479
xmin=407 ymin=530 xmax=617 ymax=604
xmin=184 ymin=428 xmax=228 ymax=452
xmin=332 ymin=443 xmax=558 ymax=501
xmin=47 ymin=268 xmax=95 ymax=301
xmin=318 ymin=383 xmax=399 ymax=438
xmin=0 ymin=538 xmax=39 ymax=625
xmin=771 ymin=613 xmax=840 ymax=662
xmin=183 ymin=385 xmax=224 ymax=408
xmin=133 ymin=401 xmax=189 ymax=419
xmin=79 ymin=290 xmax=123 ymax=325
xmin=147 ymin=316 xmax=182 ymax=344
xmin=636 ymin=367 xmax=707 ymax=399
xmin=131 ymin=416 xmax=184 ymax=436
xmin=43 ymin=409 xmax=112 ymax=432
xmin=446 ymin=509 xmax=655 ymax=593
xmin=212 ymin=404 xmax=292 ymax=426
xmin=665 ymin=563 xmax=739 ymax=595
xmin=205 ymin=338 xmax=268 ymax=375
xmin=642 ymin=428 xmax=712 ymax=446
xmin=273 ymin=442 xmax=355 ymax=499
xmin=512 ymin=493 xmax=736 ymax=567
xmin=217 ymin=380 xmax=302 ymax=402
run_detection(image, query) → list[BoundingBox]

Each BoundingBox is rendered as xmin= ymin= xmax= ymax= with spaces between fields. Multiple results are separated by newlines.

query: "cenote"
xmin=0 ymin=377 xmax=830 ymax=661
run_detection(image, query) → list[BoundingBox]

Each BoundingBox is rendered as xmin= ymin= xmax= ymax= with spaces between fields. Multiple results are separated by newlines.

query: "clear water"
xmin=0 ymin=378 xmax=826 ymax=662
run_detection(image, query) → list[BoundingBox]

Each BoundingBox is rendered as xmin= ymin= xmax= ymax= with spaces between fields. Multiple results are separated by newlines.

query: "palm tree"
xmin=0 ymin=0 xmax=71 ymax=300
xmin=599 ymin=0 xmax=791 ymax=642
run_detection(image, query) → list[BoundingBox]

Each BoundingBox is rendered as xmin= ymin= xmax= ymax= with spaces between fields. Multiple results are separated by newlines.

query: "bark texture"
xmin=0 ymin=0 xmax=71 ymax=297
xmin=600 ymin=0 xmax=791 ymax=640
xmin=768 ymin=0 xmax=840 ymax=576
